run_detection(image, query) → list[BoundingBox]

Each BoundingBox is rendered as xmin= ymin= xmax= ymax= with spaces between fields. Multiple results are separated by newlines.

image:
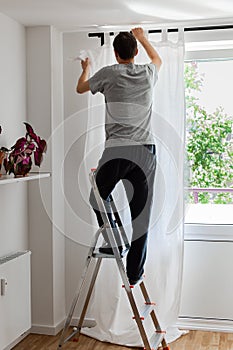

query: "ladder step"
xmin=92 ymin=248 xmax=129 ymax=258
xmin=132 ymin=303 xmax=155 ymax=320
xmin=143 ymin=332 xmax=165 ymax=350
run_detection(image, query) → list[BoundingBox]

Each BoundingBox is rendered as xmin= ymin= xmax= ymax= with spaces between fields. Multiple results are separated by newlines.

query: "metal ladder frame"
xmin=57 ymin=170 xmax=170 ymax=350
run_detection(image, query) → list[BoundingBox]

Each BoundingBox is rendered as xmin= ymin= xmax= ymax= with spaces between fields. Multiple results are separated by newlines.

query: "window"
xmin=184 ymin=58 xmax=233 ymax=225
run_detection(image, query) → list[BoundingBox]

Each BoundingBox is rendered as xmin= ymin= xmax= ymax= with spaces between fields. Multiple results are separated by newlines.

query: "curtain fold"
xmin=81 ymin=30 xmax=185 ymax=345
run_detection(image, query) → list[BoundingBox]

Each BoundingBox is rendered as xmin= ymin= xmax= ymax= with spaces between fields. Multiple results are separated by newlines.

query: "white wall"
xmin=27 ymin=26 xmax=65 ymax=334
xmin=0 ymin=12 xmax=27 ymax=257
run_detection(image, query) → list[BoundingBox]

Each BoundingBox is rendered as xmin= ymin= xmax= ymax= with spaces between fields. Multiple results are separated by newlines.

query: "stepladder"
xmin=57 ymin=169 xmax=170 ymax=350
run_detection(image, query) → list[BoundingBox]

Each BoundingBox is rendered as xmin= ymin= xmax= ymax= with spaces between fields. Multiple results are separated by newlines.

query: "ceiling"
xmin=0 ymin=0 xmax=233 ymax=31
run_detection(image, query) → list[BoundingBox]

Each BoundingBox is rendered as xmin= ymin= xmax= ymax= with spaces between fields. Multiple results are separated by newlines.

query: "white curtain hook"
xmin=104 ymin=33 xmax=111 ymax=46
xmin=161 ymin=28 xmax=168 ymax=42
xmin=178 ymin=27 xmax=184 ymax=42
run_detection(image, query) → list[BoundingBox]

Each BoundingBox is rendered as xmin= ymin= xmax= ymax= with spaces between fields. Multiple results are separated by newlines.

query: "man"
xmin=76 ymin=28 xmax=161 ymax=285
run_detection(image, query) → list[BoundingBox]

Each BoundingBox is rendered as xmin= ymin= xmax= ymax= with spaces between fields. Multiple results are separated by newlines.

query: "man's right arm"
xmin=132 ymin=27 xmax=162 ymax=71
xmin=76 ymin=58 xmax=90 ymax=94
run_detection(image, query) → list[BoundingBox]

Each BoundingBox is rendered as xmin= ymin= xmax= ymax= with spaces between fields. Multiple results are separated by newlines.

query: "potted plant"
xmin=2 ymin=122 xmax=47 ymax=177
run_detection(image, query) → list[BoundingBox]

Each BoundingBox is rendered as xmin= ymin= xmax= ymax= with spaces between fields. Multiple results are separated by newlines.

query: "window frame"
xmin=184 ymin=28 xmax=233 ymax=237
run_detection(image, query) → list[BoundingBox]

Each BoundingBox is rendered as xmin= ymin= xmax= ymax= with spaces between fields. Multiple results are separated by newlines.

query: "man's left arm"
xmin=76 ymin=58 xmax=90 ymax=94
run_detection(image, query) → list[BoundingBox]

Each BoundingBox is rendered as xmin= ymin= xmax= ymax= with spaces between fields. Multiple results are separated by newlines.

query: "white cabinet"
xmin=0 ymin=252 xmax=31 ymax=350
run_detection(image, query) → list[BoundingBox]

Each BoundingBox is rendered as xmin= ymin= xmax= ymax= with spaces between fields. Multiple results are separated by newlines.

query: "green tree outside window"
xmin=185 ymin=62 xmax=233 ymax=204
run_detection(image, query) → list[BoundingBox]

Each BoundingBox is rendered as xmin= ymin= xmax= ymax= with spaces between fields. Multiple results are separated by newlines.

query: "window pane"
xmin=184 ymin=60 xmax=233 ymax=225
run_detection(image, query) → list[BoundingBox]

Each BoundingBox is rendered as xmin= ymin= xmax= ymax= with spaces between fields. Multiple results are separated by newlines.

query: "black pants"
xmin=90 ymin=144 xmax=156 ymax=282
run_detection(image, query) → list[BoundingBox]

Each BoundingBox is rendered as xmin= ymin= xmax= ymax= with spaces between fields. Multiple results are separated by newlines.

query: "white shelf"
xmin=0 ymin=172 xmax=50 ymax=185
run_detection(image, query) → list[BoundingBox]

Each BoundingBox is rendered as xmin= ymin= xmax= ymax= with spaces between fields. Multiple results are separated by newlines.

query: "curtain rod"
xmin=88 ymin=24 xmax=233 ymax=46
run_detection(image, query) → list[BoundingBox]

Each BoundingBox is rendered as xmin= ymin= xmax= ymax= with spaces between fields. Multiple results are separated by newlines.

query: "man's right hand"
xmin=131 ymin=27 xmax=145 ymax=41
xmin=81 ymin=57 xmax=90 ymax=72
xmin=76 ymin=58 xmax=91 ymax=94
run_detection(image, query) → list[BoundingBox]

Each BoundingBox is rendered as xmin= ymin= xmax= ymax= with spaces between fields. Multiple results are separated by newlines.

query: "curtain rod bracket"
xmin=88 ymin=32 xmax=114 ymax=46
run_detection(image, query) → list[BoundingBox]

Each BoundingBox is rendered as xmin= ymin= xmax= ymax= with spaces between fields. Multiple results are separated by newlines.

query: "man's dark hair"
xmin=113 ymin=32 xmax=137 ymax=60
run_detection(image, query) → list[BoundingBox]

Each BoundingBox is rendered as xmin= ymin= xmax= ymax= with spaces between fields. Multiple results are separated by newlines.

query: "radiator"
xmin=0 ymin=251 xmax=31 ymax=350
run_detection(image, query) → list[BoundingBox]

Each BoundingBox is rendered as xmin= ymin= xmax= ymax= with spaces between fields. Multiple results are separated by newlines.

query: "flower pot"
xmin=12 ymin=158 xmax=32 ymax=177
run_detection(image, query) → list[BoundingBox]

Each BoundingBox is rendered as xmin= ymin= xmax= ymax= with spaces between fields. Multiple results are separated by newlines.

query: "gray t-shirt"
xmin=89 ymin=63 xmax=158 ymax=147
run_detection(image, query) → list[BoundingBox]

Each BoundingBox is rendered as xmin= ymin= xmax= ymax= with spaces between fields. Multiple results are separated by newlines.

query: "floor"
xmin=12 ymin=330 xmax=233 ymax=350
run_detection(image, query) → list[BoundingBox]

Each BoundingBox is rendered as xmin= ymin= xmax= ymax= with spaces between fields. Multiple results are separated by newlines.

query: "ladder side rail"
xmin=62 ymin=329 xmax=79 ymax=344
xmin=124 ymin=286 xmax=152 ymax=350
xmin=140 ymin=282 xmax=165 ymax=333
xmin=58 ymin=227 xmax=102 ymax=348
xmin=150 ymin=309 xmax=162 ymax=332
xmin=73 ymin=258 xmax=102 ymax=337
xmin=58 ymin=256 xmax=93 ymax=347
xmin=140 ymin=281 xmax=169 ymax=348
xmin=161 ymin=337 xmax=169 ymax=349
xmin=140 ymin=281 xmax=152 ymax=304
xmin=149 ymin=333 xmax=165 ymax=350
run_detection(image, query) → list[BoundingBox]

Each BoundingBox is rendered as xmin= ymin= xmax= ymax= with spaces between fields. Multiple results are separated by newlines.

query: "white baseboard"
xmin=30 ymin=319 xmax=65 ymax=336
xmin=177 ymin=317 xmax=233 ymax=333
xmin=31 ymin=317 xmax=96 ymax=336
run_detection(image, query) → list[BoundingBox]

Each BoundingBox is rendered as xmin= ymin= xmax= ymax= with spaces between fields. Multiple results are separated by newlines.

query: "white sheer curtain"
xmin=81 ymin=30 xmax=185 ymax=345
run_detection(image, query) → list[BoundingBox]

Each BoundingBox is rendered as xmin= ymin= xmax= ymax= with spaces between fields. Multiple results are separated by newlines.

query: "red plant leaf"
xmin=22 ymin=156 xmax=31 ymax=165
xmin=38 ymin=139 xmax=47 ymax=153
xmin=12 ymin=137 xmax=27 ymax=151
xmin=24 ymin=122 xmax=42 ymax=147
xmin=24 ymin=122 xmax=35 ymax=136
xmin=28 ymin=143 xmax=35 ymax=150
xmin=15 ymin=155 xmax=24 ymax=165
xmin=25 ymin=149 xmax=33 ymax=155
xmin=34 ymin=148 xmax=43 ymax=166
xmin=29 ymin=132 xmax=39 ymax=143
